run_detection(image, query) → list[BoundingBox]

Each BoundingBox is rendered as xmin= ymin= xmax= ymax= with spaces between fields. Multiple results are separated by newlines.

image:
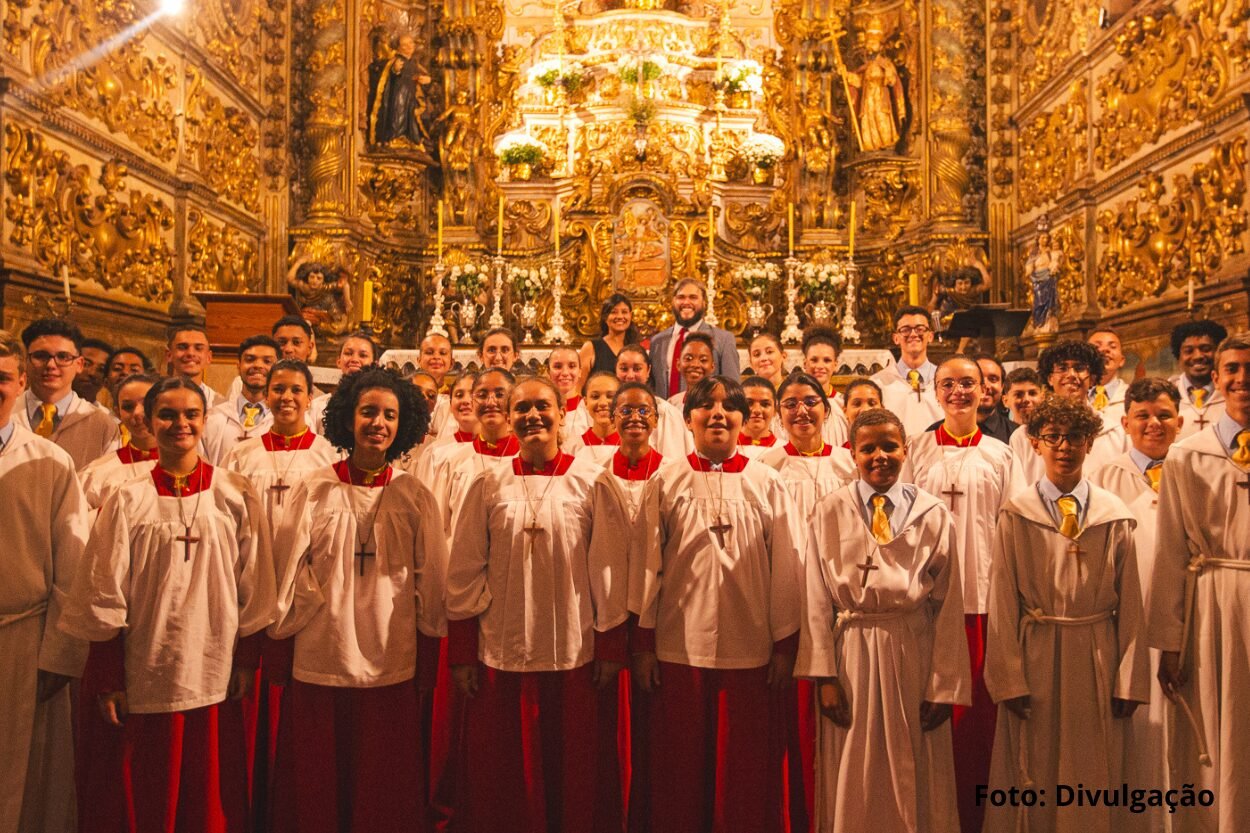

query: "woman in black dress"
xmin=578 ymin=293 xmax=642 ymax=385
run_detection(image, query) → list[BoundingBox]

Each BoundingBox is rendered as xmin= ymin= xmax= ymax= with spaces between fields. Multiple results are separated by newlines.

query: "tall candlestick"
xmin=787 ymin=202 xmax=795 ymax=256
xmin=436 ymin=199 xmax=444 ymax=262
xmin=497 ymin=195 xmax=505 ymax=254
xmin=708 ymin=204 xmax=715 ymax=254
xmin=61 ymin=264 xmax=71 ymax=302
xmin=848 ymin=201 xmax=856 ymax=257
xmin=553 ymin=200 xmax=560 ymax=252
xmin=362 ymin=279 xmax=374 ymax=322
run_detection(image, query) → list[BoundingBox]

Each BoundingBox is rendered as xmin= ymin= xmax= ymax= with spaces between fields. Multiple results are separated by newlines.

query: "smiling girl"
xmin=564 ymin=371 xmax=621 ymax=463
xmin=79 ymin=373 xmax=161 ymax=509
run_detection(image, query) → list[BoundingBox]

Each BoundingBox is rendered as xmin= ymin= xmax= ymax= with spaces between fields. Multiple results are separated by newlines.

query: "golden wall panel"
xmin=186 ymin=207 xmax=262 ymax=293
xmin=1016 ymin=79 xmax=1087 ymax=213
xmin=185 ymin=68 xmax=262 ymax=214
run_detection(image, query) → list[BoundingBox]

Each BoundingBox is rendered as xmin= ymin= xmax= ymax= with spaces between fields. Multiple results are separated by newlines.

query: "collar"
xmin=687 ymin=452 xmax=748 ymax=473
xmin=934 ymin=423 xmax=982 ymax=447
xmin=236 ymin=395 xmax=268 ymax=420
xmin=738 ymin=432 xmax=777 ymax=447
xmin=1215 ymin=412 xmax=1250 ymax=452
xmin=453 ymin=430 xmax=474 ymax=443
xmin=784 ymin=441 xmax=832 ymax=457
xmin=1127 ymin=447 xmax=1163 ymax=475
xmin=28 ymin=389 xmax=76 ymax=422
xmin=894 ymin=360 xmax=935 ymax=383
xmin=334 ymin=458 xmax=394 ymax=487
xmin=473 ymin=434 xmax=520 ymax=456
xmin=512 ymin=451 xmax=575 ymax=476
xmin=1089 ymin=377 xmax=1124 ymax=403
xmin=1037 ymin=476 xmax=1090 ymax=508
xmin=564 ymin=396 xmax=581 ymax=413
xmin=1177 ymin=375 xmax=1214 ymax=399
xmin=582 ymin=428 xmax=621 ymax=446
xmin=263 ymin=429 xmax=317 ymax=452
xmin=118 ymin=444 xmax=160 ymax=463
xmin=855 ymin=478 xmax=908 ymax=511
xmin=612 ymin=448 xmax=664 ymax=480
xmin=152 ymin=459 xmax=213 ymax=496
xmin=0 ymin=421 xmax=14 ymax=447
xmin=674 ymin=320 xmax=706 ymax=336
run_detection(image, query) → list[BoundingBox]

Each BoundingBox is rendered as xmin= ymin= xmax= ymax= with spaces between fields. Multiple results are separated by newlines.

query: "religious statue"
xmin=613 ymin=200 xmax=670 ymax=290
xmin=839 ymin=19 xmax=907 ymax=152
xmin=928 ymin=266 xmax=986 ymax=333
xmin=367 ymin=32 xmax=434 ymax=150
xmin=433 ymin=90 xmax=478 ymax=223
xmin=1023 ymin=226 xmax=1064 ymax=332
xmin=287 ymin=256 xmax=353 ymax=335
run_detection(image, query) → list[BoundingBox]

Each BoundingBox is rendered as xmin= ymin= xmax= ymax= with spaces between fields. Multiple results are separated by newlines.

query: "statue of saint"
xmin=368 ymin=33 xmax=433 ymax=148
xmin=1023 ymin=230 xmax=1064 ymax=331
xmin=433 ymin=91 xmax=478 ymax=223
xmin=841 ymin=20 xmax=906 ymax=152
xmin=287 ymin=257 xmax=353 ymax=335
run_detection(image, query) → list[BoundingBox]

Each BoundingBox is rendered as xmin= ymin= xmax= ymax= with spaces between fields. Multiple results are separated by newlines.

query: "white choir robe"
xmin=1090 ymin=453 xmax=1170 ymax=833
xmin=0 ymin=426 xmax=89 ymax=833
xmin=1148 ymin=427 xmax=1250 ymax=832
xmin=220 ymin=432 xmax=340 ymax=546
xmin=1008 ymin=421 xmax=1126 ymax=497
xmin=426 ymin=437 xmax=518 ymax=536
xmin=984 ymin=484 xmax=1149 ymax=833
xmin=738 ymin=433 xmax=781 ymax=460
xmin=870 ymin=367 xmax=943 ymax=439
xmin=202 ymin=399 xmax=274 ymax=465
xmin=60 ymin=466 xmax=277 ymax=713
xmin=308 ymin=392 xmax=330 ymax=434
xmin=757 ymin=443 xmax=857 ymax=554
xmin=562 ymin=427 xmax=619 ymax=461
xmin=653 ymin=397 xmax=696 ymax=462
xmin=13 ymin=390 xmax=119 ymax=470
xmin=563 ymin=397 xmax=591 ymax=441
xmin=797 ymin=485 xmax=970 ymax=833
xmin=821 ymin=404 xmax=851 ymax=450
xmin=1170 ymin=378 xmax=1224 ymax=442
xmin=396 ymin=436 xmax=438 ymax=482
xmin=79 ymin=445 xmax=159 ymax=509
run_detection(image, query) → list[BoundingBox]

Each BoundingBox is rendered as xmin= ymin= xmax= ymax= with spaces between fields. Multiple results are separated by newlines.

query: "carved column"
xmin=303 ymin=0 xmax=350 ymax=221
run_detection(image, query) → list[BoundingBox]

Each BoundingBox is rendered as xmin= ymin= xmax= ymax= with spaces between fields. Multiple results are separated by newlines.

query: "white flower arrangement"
xmin=494 ymin=133 xmax=548 ymax=166
xmin=508 ymin=265 xmax=549 ymax=302
xmin=450 ymin=262 xmax=488 ymax=296
xmin=731 ymin=261 xmax=781 ymax=294
xmin=528 ymin=59 xmax=587 ymax=92
xmin=716 ymin=59 xmax=763 ymax=95
xmin=740 ymin=133 xmax=785 ymax=168
xmin=799 ymin=260 xmax=849 ymax=300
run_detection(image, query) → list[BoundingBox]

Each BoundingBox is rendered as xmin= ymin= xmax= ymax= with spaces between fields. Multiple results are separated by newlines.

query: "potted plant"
xmin=740 ymin=133 xmax=785 ymax=183
xmin=495 ymin=134 xmax=547 ymax=181
xmin=715 ymin=59 xmax=763 ymax=108
xmin=619 ymin=56 xmax=666 ymax=98
xmin=529 ymin=59 xmax=588 ymax=105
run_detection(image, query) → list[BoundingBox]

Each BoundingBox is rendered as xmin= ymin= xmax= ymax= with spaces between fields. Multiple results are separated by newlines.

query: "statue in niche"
xmin=1023 ymin=222 xmax=1064 ymax=333
xmin=367 ymin=32 xmax=434 ymax=151
xmin=841 ymin=18 xmax=906 ymax=152
xmin=287 ymin=257 xmax=353 ymax=335
xmin=434 ymin=90 xmax=479 ymax=224
xmin=928 ymin=265 xmax=987 ymax=333
xmin=613 ymin=200 xmax=670 ymax=291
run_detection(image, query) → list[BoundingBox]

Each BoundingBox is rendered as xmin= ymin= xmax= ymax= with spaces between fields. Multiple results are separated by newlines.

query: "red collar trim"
xmin=687 ymin=452 xmax=748 ymax=473
xmin=565 ymin=396 xmax=581 ymax=413
xmin=118 ymin=444 xmax=159 ymax=463
xmin=582 ymin=428 xmax=621 ymax=446
xmin=738 ymin=432 xmax=778 ymax=447
xmin=934 ymin=424 xmax=982 ymax=447
xmin=512 ymin=451 xmax=575 ymax=476
xmin=453 ymin=430 xmax=474 ymax=443
xmin=333 ymin=458 xmax=394 ymax=487
xmin=784 ymin=441 xmax=833 ymax=457
xmin=263 ymin=430 xmax=317 ymax=452
xmin=152 ymin=460 xmax=213 ymax=496
xmin=612 ymin=448 xmax=664 ymax=480
xmin=842 ymin=440 xmax=852 ymax=450
xmin=473 ymin=434 xmax=520 ymax=457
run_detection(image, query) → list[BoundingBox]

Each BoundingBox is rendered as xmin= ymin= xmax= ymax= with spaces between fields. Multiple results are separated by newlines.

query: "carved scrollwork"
xmin=185 ymin=68 xmax=262 ymax=214
xmin=357 ymin=163 xmax=421 ymax=237
xmin=186 ymin=208 xmax=260 ymax=292
xmin=1016 ymin=79 xmax=1087 ymax=212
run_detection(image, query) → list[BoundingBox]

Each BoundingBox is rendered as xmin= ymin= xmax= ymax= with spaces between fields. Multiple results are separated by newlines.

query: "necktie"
xmin=35 ymin=403 xmax=57 ymax=438
xmin=1191 ymin=387 xmax=1207 ymax=409
xmin=1234 ymin=430 xmax=1250 ymax=467
xmin=870 ymin=494 xmax=892 ymax=543
xmin=1057 ymin=495 xmax=1080 ymax=539
xmin=1145 ymin=462 xmax=1162 ymax=493
xmin=1093 ymin=385 xmax=1109 ymax=411
xmin=118 ymin=424 xmax=131 ymax=448
xmin=906 ymin=370 xmax=921 ymax=392
xmin=243 ymin=404 xmax=262 ymax=429
xmin=668 ymin=328 xmax=687 ymax=398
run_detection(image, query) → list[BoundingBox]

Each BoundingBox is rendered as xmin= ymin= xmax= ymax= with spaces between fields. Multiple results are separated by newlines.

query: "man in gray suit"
xmin=649 ymin=278 xmax=741 ymax=397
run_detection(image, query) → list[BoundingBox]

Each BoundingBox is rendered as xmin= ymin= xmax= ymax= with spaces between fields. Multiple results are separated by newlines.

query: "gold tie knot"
xmin=906 ymin=370 xmax=921 ymax=392
xmin=1191 ymin=388 xmax=1207 ymax=409
xmin=35 ymin=403 xmax=57 ymax=438
xmin=1234 ymin=430 xmax=1250 ymax=467
xmin=243 ymin=403 xmax=262 ymax=428
xmin=1056 ymin=495 xmax=1080 ymax=539
xmin=1145 ymin=463 xmax=1162 ymax=493
xmin=1093 ymin=385 xmax=1109 ymax=411
xmin=870 ymin=494 xmax=892 ymax=543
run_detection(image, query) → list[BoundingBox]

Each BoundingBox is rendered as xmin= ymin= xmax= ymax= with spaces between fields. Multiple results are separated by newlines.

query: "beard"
xmin=674 ymin=306 xmax=705 ymax=328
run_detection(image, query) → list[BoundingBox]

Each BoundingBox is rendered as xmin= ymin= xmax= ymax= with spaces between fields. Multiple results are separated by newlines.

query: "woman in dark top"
xmin=579 ymin=293 xmax=642 ymax=386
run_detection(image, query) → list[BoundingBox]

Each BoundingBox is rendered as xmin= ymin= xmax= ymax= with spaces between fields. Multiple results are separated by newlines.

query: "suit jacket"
xmin=649 ymin=321 xmax=741 ymax=397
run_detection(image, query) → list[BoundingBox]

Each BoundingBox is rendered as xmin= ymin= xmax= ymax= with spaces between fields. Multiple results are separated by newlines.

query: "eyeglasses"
xmin=895 ymin=325 xmax=931 ymax=336
xmin=28 ymin=351 xmax=79 ymax=367
xmin=936 ymin=378 xmax=980 ymax=393
xmin=473 ymin=389 xmax=507 ymax=402
xmin=780 ymin=396 xmax=824 ymax=411
xmin=1037 ymin=432 xmax=1090 ymax=448
xmin=1050 ymin=362 xmax=1090 ymax=377
xmin=615 ymin=405 xmax=654 ymax=418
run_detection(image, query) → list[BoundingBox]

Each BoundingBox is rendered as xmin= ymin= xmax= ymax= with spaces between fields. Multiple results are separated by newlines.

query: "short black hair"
xmin=970 ymin=353 xmax=1005 ymax=377
xmin=322 ymin=367 xmax=429 ymax=460
xmin=680 ymin=332 xmax=715 ymax=354
xmin=611 ymin=380 xmax=657 ymax=411
xmin=239 ymin=334 xmax=281 ymax=356
xmin=266 ymin=359 xmax=314 ymax=391
xmin=81 ymin=337 xmax=114 ymax=354
xmin=1026 ymin=396 xmax=1103 ymax=438
xmin=843 ymin=376 xmax=883 ymax=401
xmin=20 ymin=318 xmax=83 ymax=351
xmin=892 ymin=306 xmax=931 ymax=328
xmin=1170 ymin=320 xmax=1229 ymax=359
xmin=106 ymin=346 xmax=155 ymax=373
xmin=166 ymin=324 xmax=207 ymax=345
xmin=143 ymin=376 xmax=208 ymax=425
xmin=1125 ymin=377 xmax=1181 ymax=408
xmin=741 ymin=375 xmax=777 ymax=402
xmin=1037 ymin=340 xmax=1105 ymax=384
xmin=849 ymin=407 xmax=906 ymax=447
xmin=683 ymin=375 xmax=749 ymax=421
xmin=341 ymin=331 xmax=379 ymax=362
xmin=272 ymin=315 xmax=313 ymax=338
xmin=801 ymin=326 xmax=840 ymax=355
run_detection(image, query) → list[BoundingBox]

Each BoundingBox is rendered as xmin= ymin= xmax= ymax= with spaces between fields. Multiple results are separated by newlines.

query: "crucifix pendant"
xmin=356 ymin=548 xmax=374 ymax=575
xmin=941 ymin=483 xmax=964 ymax=509
xmin=1065 ymin=540 xmax=1084 ymax=557
xmin=270 ymin=479 xmax=291 ymax=505
xmin=1194 ymin=411 xmax=1210 ymax=429
xmin=522 ymin=518 xmax=543 ymax=557
xmin=175 ymin=525 xmax=200 ymax=562
xmin=857 ymin=554 xmax=879 ymax=588
xmin=709 ymin=516 xmax=732 ymax=548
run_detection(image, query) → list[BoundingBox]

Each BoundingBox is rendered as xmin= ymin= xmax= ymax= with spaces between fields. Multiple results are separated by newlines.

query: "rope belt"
xmin=830 ymin=607 xmax=921 ymax=676
xmin=0 ymin=600 xmax=49 ymax=628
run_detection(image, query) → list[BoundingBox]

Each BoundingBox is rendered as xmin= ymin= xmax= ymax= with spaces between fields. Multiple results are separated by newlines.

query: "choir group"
xmin=2 ymin=283 xmax=1249 ymax=833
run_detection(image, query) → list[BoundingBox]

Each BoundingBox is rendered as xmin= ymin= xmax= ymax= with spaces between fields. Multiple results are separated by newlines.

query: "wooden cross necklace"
xmin=519 ymin=458 xmax=561 ymax=557
xmin=857 ymin=544 xmax=881 ymax=588
xmin=938 ymin=434 xmax=979 ymax=511
xmin=621 ymin=451 xmax=659 ymax=525
xmin=171 ymin=465 xmax=205 ymax=562
xmin=699 ymin=462 xmax=732 ymax=549
xmin=267 ymin=431 xmax=308 ymax=506
xmin=351 ymin=461 xmax=390 ymax=575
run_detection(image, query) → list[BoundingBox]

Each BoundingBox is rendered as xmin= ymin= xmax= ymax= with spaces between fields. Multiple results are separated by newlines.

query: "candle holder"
xmin=544 ymin=254 xmax=572 ymax=344
xmin=703 ymin=253 xmax=719 ymax=328
xmin=839 ymin=256 xmax=861 ymax=343
xmin=488 ymin=255 xmax=506 ymax=328
xmin=427 ymin=261 xmax=449 ymax=338
xmin=781 ymin=256 xmax=802 ymax=344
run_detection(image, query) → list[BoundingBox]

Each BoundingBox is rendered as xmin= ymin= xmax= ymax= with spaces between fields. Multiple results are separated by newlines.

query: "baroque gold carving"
xmin=186 ymin=208 xmax=260 ymax=292
xmin=193 ymin=0 xmax=263 ymax=94
xmin=357 ymin=163 xmax=421 ymax=237
xmin=1017 ymin=79 xmax=1087 ymax=212
xmin=3 ymin=123 xmax=175 ymax=303
xmin=185 ymin=68 xmax=262 ymax=213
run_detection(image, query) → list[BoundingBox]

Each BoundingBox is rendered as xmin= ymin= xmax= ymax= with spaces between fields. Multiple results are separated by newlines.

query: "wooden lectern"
xmin=193 ymin=292 xmax=301 ymax=355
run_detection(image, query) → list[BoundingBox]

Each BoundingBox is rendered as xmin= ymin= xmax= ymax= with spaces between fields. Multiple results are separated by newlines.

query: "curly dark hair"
xmin=323 ymin=367 xmax=429 ymax=460
xmin=1037 ymin=340 xmax=1106 ymax=385
xmin=849 ymin=407 xmax=906 ymax=448
xmin=1026 ymin=395 xmax=1103 ymax=438
xmin=801 ymin=326 xmax=840 ymax=355
xmin=1170 ymin=320 xmax=1228 ymax=359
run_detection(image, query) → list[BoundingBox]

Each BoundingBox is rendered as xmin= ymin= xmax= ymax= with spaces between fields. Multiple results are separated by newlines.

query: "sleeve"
xmin=234 ymin=478 xmax=277 ymax=638
xmin=413 ymin=483 xmax=449 ymax=639
xmin=924 ymin=509 xmax=973 ymax=706
xmin=1112 ymin=520 xmax=1151 ymax=702
xmin=983 ymin=510 xmax=1029 ymax=703
xmin=1145 ymin=452 xmax=1190 ymax=652
xmin=40 ymin=463 xmax=91 ymax=676
xmin=795 ymin=500 xmax=839 ymax=678
xmin=588 ymin=474 xmax=630 ymax=633
xmin=766 ymin=477 xmax=802 ymax=644
xmin=267 ymin=482 xmax=321 ymax=639
xmin=58 ymin=490 xmax=133 ymax=644
xmin=446 ymin=470 xmax=494 ymax=621
xmin=634 ymin=478 xmax=666 ymax=630
xmin=717 ymin=330 xmax=742 ymax=380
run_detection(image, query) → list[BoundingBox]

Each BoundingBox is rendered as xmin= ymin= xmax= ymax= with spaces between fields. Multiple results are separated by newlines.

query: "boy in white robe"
xmin=985 ymin=396 xmax=1149 ymax=833
xmin=1168 ymin=320 xmax=1228 ymax=440
xmin=1149 ymin=334 xmax=1250 ymax=832
xmin=870 ymin=306 xmax=943 ymax=437
xmin=202 ymin=336 xmax=279 ymax=465
xmin=0 ymin=333 xmax=90 ymax=833
xmin=799 ymin=407 xmax=970 ymax=833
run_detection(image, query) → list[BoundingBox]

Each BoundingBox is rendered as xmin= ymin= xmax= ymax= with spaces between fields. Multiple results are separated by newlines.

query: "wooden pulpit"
xmin=192 ymin=292 xmax=301 ymax=354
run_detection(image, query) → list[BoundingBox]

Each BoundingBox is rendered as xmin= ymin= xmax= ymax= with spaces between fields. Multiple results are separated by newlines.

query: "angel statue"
xmin=287 ymin=256 xmax=353 ymax=336
xmin=1023 ymin=221 xmax=1064 ymax=332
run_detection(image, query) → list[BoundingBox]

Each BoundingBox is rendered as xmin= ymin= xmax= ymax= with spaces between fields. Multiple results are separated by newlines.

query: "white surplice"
xmin=13 ymin=390 xmax=118 ymax=470
xmin=60 ymin=467 xmax=277 ymax=713
xmin=1147 ymin=427 xmax=1250 ymax=832
xmin=269 ymin=467 xmax=447 ymax=687
xmin=870 ymin=368 xmax=943 ymax=439
xmin=446 ymin=456 xmax=621 ymax=671
xmin=426 ymin=440 xmax=518 ymax=536
xmin=1008 ymin=421 xmax=1126 ymax=497
xmin=78 ymin=448 xmax=158 ymax=510
xmin=653 ymin=397 xmax=696 ymax=462
xmin=984 ymin=483 xmax=1149 ymax=833
xmin=1169 ymin=375 xmax=1224 ymax=442
xmin=220 ymin=434 xmax=340 ymax=545
xmin=201 ymin=398 xmax=274 ymax=465
xmin=797 ymin=484 xmax=970 ymax=833
xmin=0 ymin=426 xmax=90 ymax=833
xmin=757 ymin=444 xmax=856 ymax=557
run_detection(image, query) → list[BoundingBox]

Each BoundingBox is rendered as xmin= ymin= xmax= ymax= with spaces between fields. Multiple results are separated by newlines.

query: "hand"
xmin=919 ymin=701 xmax=953 ymax=731
xmin=98 ymin=690 xmax=128 ymax=727
xmin=817 ymin=678 xmax=850 ymax=727
xmin=452 ymin=664 xmax=480 ymax=698
xmin=593 ymin=660 xmax=624 ymax=690
xmin=1158 ymin=651 xmax=1186 ymax=700
xmin=227 ymin=668 xmax=254 ymax=701
xmin=767 ymin=652 xmax=795 ymax=690
xmin=631 ymin=652 xmax=660 ymax=693
xmin=36 ymin=670 xmax=74 ymax=703
xmin=1004 ymin=695 xmax=1031 ymax=720
xmin=1111 ymin=697 xmax=1139 ymax=719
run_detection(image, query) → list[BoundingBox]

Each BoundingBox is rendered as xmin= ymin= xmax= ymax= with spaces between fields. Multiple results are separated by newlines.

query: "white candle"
xmin=61 ymin=265 xmax=71 ymax=302
xmin=1187 ymin=277 xmax=1194 ymax=310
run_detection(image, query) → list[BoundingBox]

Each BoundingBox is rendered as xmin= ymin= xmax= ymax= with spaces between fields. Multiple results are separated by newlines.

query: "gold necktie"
xmin=1145 ymin=463 xmax=1162 ymax=493
xmin=35 ymin=403 xmax=57 ymax=438
xmin=243 ymin=404 xmax=262 ymax=429
xmin=118 ymin=423 xmax=131 ymax=448
xmin=1234 ymin=430 xmax=1250 ymax=467
xmin=870 ymin=494 xmax=892 ymax=543
xmin=1191 ymin=388 xmax=1207 ymax=409
xmin=1056 ymin=495 xmax=1080 ymax=539
xmin=906 ymin=370 xmax=921 ymax=393
xmin=1093 ymin=385 xmax=1109 ymax=411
